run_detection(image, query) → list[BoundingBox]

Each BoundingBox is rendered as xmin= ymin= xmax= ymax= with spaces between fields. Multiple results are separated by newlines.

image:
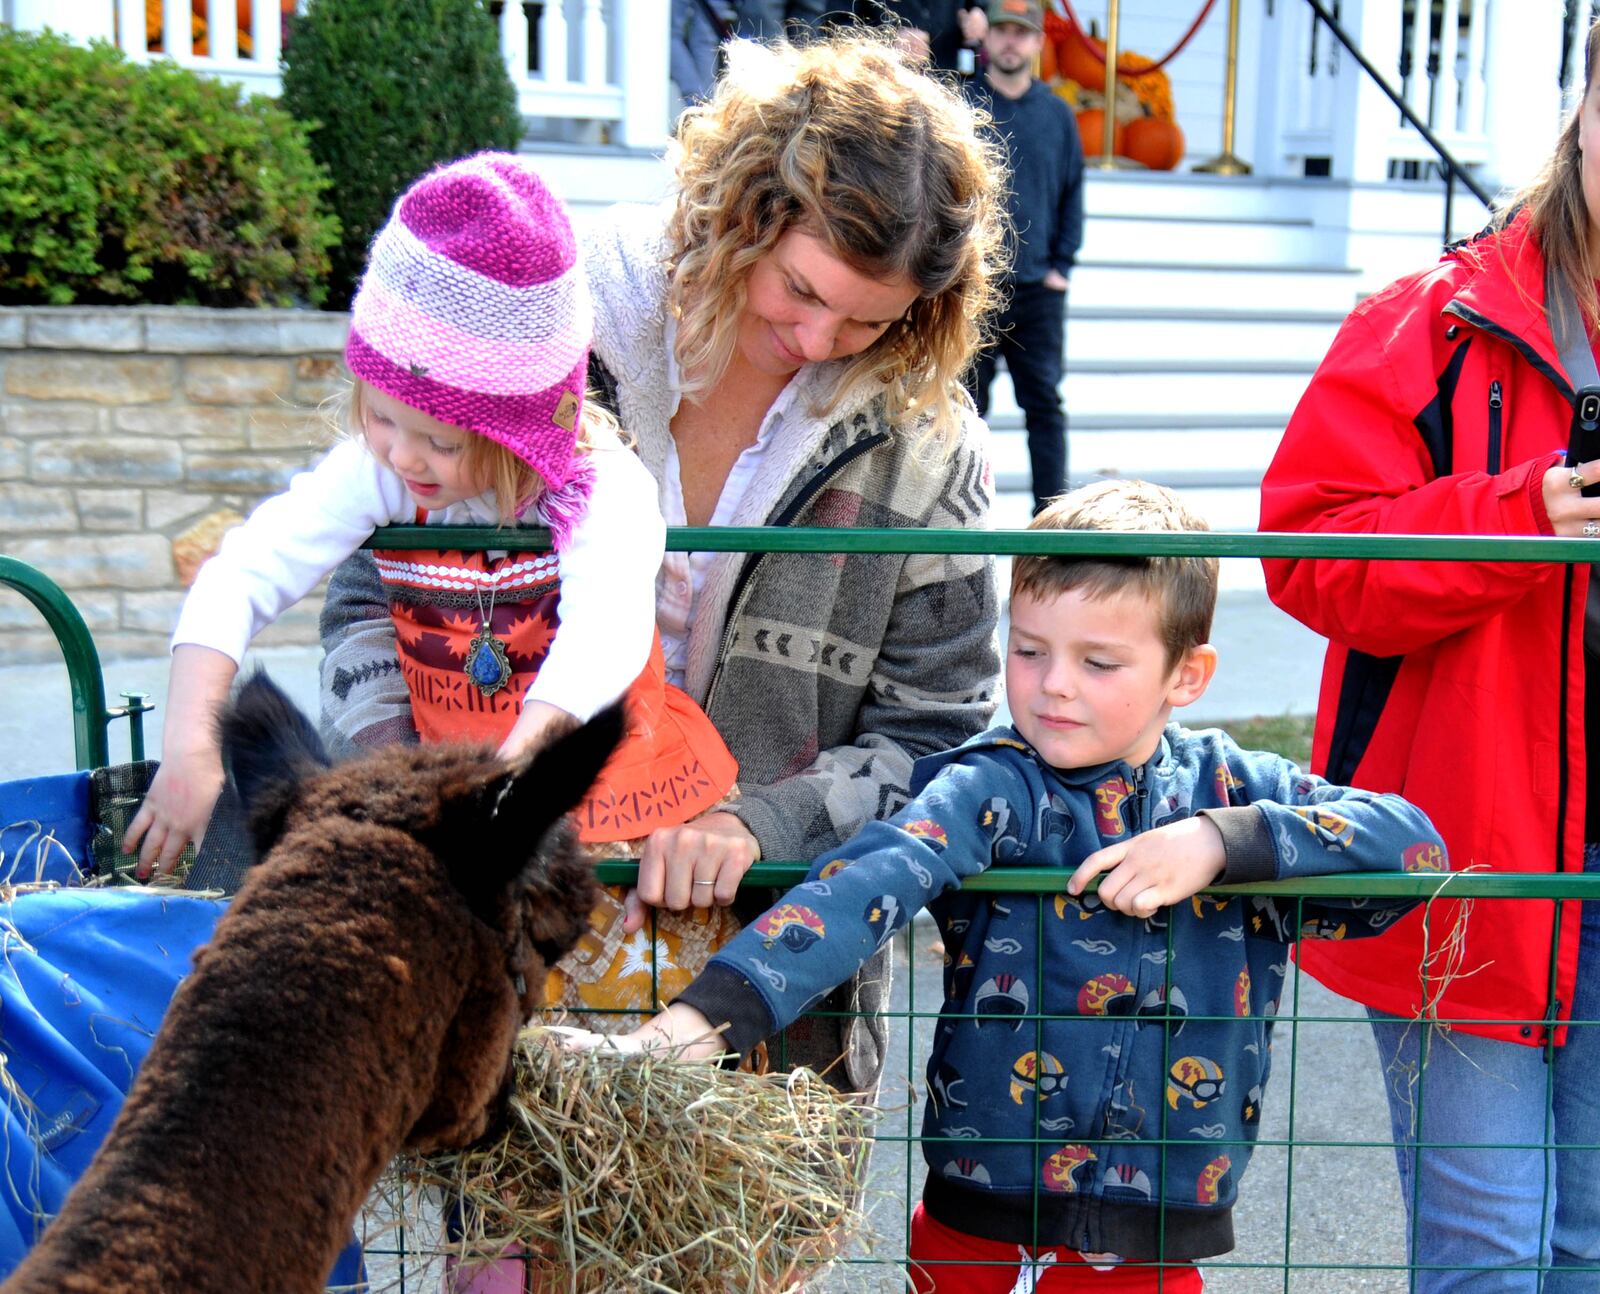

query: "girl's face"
xmin=361 ymin=387 xmax=484 ymax=511
xmin=736 ymin=230 xmax=920 ymax=378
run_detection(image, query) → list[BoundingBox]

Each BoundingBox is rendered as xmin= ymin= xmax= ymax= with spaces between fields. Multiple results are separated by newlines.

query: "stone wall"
xmin=1 ymin=306 xmax=351 ymax=665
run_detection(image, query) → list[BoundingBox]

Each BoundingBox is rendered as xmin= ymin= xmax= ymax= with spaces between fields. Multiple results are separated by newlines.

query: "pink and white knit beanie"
xmin=346 ymin=152 xmax=593 ymax=544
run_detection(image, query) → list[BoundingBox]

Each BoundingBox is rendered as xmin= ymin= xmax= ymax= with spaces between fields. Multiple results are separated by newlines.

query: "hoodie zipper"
xmin=1487 ymin=380 xmax=1503 ymax=473
xmin=1131 ymin=761 xmax=1149 ymax=832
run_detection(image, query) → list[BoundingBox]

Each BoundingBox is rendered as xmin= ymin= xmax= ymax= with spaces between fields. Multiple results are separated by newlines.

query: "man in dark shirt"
xmin=852 ymin=2 xmax=987 ymax=72
xmin=965 ymin=0 xmax=1085 ymax=512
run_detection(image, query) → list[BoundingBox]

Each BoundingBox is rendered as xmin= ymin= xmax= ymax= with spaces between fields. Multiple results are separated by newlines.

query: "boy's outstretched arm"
xmin=584 ymin=752 xmax=1031 ymax=1063
xmin=122 ymin=644 xmax=238 ymax=879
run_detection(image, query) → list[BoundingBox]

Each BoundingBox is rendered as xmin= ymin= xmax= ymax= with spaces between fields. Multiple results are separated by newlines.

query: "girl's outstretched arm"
xmin=122 ymin=644 xmax=238 ymax=878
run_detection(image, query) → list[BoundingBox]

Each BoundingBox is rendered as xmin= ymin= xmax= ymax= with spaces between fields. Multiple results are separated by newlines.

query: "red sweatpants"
xmin=909 ymin=1203 xmax=1205 ymax=1293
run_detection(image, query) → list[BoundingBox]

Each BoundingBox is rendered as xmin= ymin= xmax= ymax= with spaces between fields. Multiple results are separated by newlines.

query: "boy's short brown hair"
xmin=1011 ymin=480 xmax=1219 ymax=669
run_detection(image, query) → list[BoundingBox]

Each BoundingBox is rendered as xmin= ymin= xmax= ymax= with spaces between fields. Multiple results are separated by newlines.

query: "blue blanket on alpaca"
xmin=0 ymin=887 xmax=364 ymax=1287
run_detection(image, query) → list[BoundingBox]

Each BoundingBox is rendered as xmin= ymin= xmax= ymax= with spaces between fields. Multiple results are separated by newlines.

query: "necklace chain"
xmin=464 ymin=564 xmax=512 ymax=697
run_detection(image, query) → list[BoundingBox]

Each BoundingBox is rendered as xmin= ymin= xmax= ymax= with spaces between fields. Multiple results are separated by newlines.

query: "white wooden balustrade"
xmin=1250 ymin=0 xmax=1570 ymax=195
xmin=1 ymin=0 xmax=668 ymax=150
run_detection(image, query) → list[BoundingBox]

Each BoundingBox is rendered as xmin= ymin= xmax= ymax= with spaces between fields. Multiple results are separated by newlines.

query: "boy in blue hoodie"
xmin=616 ymin=479 xmax=1444 ymax=1291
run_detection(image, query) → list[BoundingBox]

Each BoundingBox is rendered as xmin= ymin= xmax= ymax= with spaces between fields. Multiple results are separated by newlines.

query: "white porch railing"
xmin=1260 ymin=0 xmax=1569 ymax=194
xmin=1 ymin=0 xmax=669 ymax=150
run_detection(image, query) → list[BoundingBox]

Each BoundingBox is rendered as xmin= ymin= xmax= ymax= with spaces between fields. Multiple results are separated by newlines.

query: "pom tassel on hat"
xmin=526 ymin=454 xmax=595 ymax=551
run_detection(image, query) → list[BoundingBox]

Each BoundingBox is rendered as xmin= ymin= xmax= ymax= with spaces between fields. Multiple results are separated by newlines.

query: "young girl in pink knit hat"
xmin=125 ymin=151 xmax=738 ymax=915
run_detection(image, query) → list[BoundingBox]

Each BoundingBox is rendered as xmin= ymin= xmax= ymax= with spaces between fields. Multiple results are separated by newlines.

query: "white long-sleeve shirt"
xmin=173 ymin=433 xmax=665 ymax=722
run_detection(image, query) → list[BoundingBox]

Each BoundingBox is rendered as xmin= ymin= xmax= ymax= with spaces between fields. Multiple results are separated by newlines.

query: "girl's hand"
xmin=123 ymin=747 xmax=225 ymax=880
xmin=552 ymin=1003 xmax=728 ymax=1063
xmin=624 ymin=812 xmax=759 ymax=933
xmin=497 ymin=700 xmax=578 ymax=765
xmin=1068 ymin=816 xmax=1227 ymax=918
xmin=123 ymin=644 xmax=237 ymax=879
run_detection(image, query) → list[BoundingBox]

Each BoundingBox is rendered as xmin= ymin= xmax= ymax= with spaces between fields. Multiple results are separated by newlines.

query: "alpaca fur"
xmin=0 ymin=674 xmax=616 ymax=1294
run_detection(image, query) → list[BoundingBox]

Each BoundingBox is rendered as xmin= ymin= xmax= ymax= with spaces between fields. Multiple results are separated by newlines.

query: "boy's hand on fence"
xmin=624 ymin=812 xmax=760 ymax=933
xmin=122 ymin=748 xmax=224 ymax=880
xmin=1068 ymin=816 xmax=1226 ymax=917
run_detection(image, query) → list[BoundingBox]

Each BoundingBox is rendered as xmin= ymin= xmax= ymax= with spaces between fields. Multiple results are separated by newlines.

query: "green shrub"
xmin=0 ymin=28 xmax=339 ymax=308
xmin=281 ymin=0 xmax=523 ymax=308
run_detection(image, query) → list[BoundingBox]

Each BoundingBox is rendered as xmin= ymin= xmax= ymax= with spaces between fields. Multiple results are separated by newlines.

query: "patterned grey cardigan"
xmin=318 ymin=204 xmax=1001 ymax=1089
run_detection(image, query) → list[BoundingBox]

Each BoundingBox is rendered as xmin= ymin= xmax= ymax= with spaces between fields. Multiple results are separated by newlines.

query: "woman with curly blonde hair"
xmin=320 ymin=27 xmax=1006 ymax=1099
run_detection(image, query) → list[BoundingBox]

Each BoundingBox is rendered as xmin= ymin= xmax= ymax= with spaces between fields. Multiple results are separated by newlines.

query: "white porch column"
xmin=1329 ymin=0 xmax=1402 ymax=184
xmin=1480 ymin=0 xmax=1566 ymax=195
xmin=615 ymin=0 xmax=669 ymax=152
xmin=7 ymin=0 xmax=115 ymax=43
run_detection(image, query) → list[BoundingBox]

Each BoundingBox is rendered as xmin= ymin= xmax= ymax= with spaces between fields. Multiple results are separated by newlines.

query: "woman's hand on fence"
xmin=1068 ymin=816 xmax=1226 ymax=918
xmin=623 ymin=812 xmax=760 ymax=933
xmin=1542 ymin=459 xmax=1600 ymax=535
xmin=122 ymin=748 xmax=224 ymax=880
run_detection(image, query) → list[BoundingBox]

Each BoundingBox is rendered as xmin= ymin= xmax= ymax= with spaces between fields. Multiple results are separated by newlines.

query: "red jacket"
xmin=1260 ymin=210 xmax=1583 ymax=1046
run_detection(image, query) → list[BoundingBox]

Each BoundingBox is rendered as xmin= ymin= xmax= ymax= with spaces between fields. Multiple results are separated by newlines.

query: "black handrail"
xmin=1301 ymin=0 xmax=1495 ymax=244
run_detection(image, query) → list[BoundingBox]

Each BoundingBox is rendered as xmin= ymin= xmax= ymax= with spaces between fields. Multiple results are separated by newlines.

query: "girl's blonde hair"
xmin=1502 ymin=18 xmax=1600 ymax=327
xmin=343 ymin=379 xmax=622 ymax=526
xmin=667 ymin=29 xmax=1009 ymax=457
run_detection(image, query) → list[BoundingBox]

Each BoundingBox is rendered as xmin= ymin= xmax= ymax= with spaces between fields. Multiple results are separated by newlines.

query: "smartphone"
xmin=1567 ymin=387 xmax=1600 ymax=499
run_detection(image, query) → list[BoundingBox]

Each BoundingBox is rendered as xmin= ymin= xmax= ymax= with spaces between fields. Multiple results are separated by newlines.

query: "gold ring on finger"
xmin=1573 ymin=470 xmax=1587 ymax=490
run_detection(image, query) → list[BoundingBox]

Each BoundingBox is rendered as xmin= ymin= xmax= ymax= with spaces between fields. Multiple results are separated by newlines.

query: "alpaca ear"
xmin=452 ymin=703 xmax=625 ymax=902
xmin=217 ymin=672 xmax=331 ymax=858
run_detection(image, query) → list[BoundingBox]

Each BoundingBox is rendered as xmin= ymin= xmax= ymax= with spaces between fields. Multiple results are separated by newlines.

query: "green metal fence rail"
xmin=12 ymin=527 xmax=1600 ymax=1290
xmin=366 ymin=523 xmax=1600 ymax=563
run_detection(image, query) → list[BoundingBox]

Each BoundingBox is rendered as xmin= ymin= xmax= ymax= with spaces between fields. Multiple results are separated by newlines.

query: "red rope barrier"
xmin=1052 ymin=0 xmax=1218 ymax=78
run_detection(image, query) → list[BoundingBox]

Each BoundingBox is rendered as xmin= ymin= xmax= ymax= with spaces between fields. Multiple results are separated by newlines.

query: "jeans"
xmin=670 ymin=0 xmax=722 ymax=104
xmin=967 ymin=278 xmax=1068 ymax=513
xmin=1367 ymin=845 xmax=1600 ymax=1291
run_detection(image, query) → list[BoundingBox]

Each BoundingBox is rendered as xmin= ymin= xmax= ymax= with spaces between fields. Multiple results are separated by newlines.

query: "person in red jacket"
xmin=1260 ymin=20 xmax=1600 ymax=1291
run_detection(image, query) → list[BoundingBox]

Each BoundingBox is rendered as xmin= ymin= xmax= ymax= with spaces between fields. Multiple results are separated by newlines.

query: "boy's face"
xmin=1006 ymin=586 xmax=1215 ymax=771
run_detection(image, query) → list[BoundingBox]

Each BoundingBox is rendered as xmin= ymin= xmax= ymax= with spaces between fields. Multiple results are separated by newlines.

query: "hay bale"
xmin=386 ymin=1028 xmax=875 ymax=1292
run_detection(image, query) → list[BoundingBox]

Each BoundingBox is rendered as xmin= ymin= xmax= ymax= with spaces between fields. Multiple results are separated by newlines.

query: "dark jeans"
xmin=967 ymin=278 xmax=1068 ymax=512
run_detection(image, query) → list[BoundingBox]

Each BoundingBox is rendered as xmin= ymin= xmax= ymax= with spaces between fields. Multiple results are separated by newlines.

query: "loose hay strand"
xmin=386 ymin=1027 xmax=875 ymax=1293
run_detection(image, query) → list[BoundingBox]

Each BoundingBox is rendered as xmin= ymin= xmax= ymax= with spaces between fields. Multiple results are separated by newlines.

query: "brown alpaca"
xmin=0 ymin=674 xmax=616 ymax=1294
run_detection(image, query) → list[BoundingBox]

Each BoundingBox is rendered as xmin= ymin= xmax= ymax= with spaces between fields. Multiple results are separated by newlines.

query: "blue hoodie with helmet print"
xmin=675 ymin=722 xmax=1445 ymax=1261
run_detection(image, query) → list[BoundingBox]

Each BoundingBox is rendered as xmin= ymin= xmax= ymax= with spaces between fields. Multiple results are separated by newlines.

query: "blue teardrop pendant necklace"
xmin=465 ymin=573 xmax=512 ymax=697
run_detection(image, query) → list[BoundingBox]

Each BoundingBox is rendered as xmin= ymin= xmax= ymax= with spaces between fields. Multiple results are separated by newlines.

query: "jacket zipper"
xmin=1545 ymin=565 xmax=1577 ymax=1049
xmin=1487 ymin=380 xmax=1503 ymax=473
xmin=1443 ymin=302 xmax=1576 ymax=404
xmin=1446 ymin=307 xmax=1578 ymax=1048
xmin=703 ymin=431 xmax=890 ymax=713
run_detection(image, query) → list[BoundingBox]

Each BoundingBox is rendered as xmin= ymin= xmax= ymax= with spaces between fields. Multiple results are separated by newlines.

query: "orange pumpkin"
xmin=1060 ymin=27 xmax=1108 ymax=92
xmin=1122 ymin=116 xmax=1185 ymax=170
xmin=1075 ymin=108 xmax=1125 ymax=160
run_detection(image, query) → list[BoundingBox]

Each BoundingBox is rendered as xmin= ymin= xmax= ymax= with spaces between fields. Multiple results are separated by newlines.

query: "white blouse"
xmin=654 ymin=323 xmax=805 ymax=688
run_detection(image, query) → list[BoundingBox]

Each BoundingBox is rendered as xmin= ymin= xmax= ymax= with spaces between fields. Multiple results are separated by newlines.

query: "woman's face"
xmin=1579 ymin=73 xmax=1600 ymax=254
xmin=736 ymin=230 xmax=920 ymax=378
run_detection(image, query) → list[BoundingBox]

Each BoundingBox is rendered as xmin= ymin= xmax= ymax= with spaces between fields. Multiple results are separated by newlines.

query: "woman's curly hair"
xmin=666 ymin=29 xmax=1009 ymax=457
